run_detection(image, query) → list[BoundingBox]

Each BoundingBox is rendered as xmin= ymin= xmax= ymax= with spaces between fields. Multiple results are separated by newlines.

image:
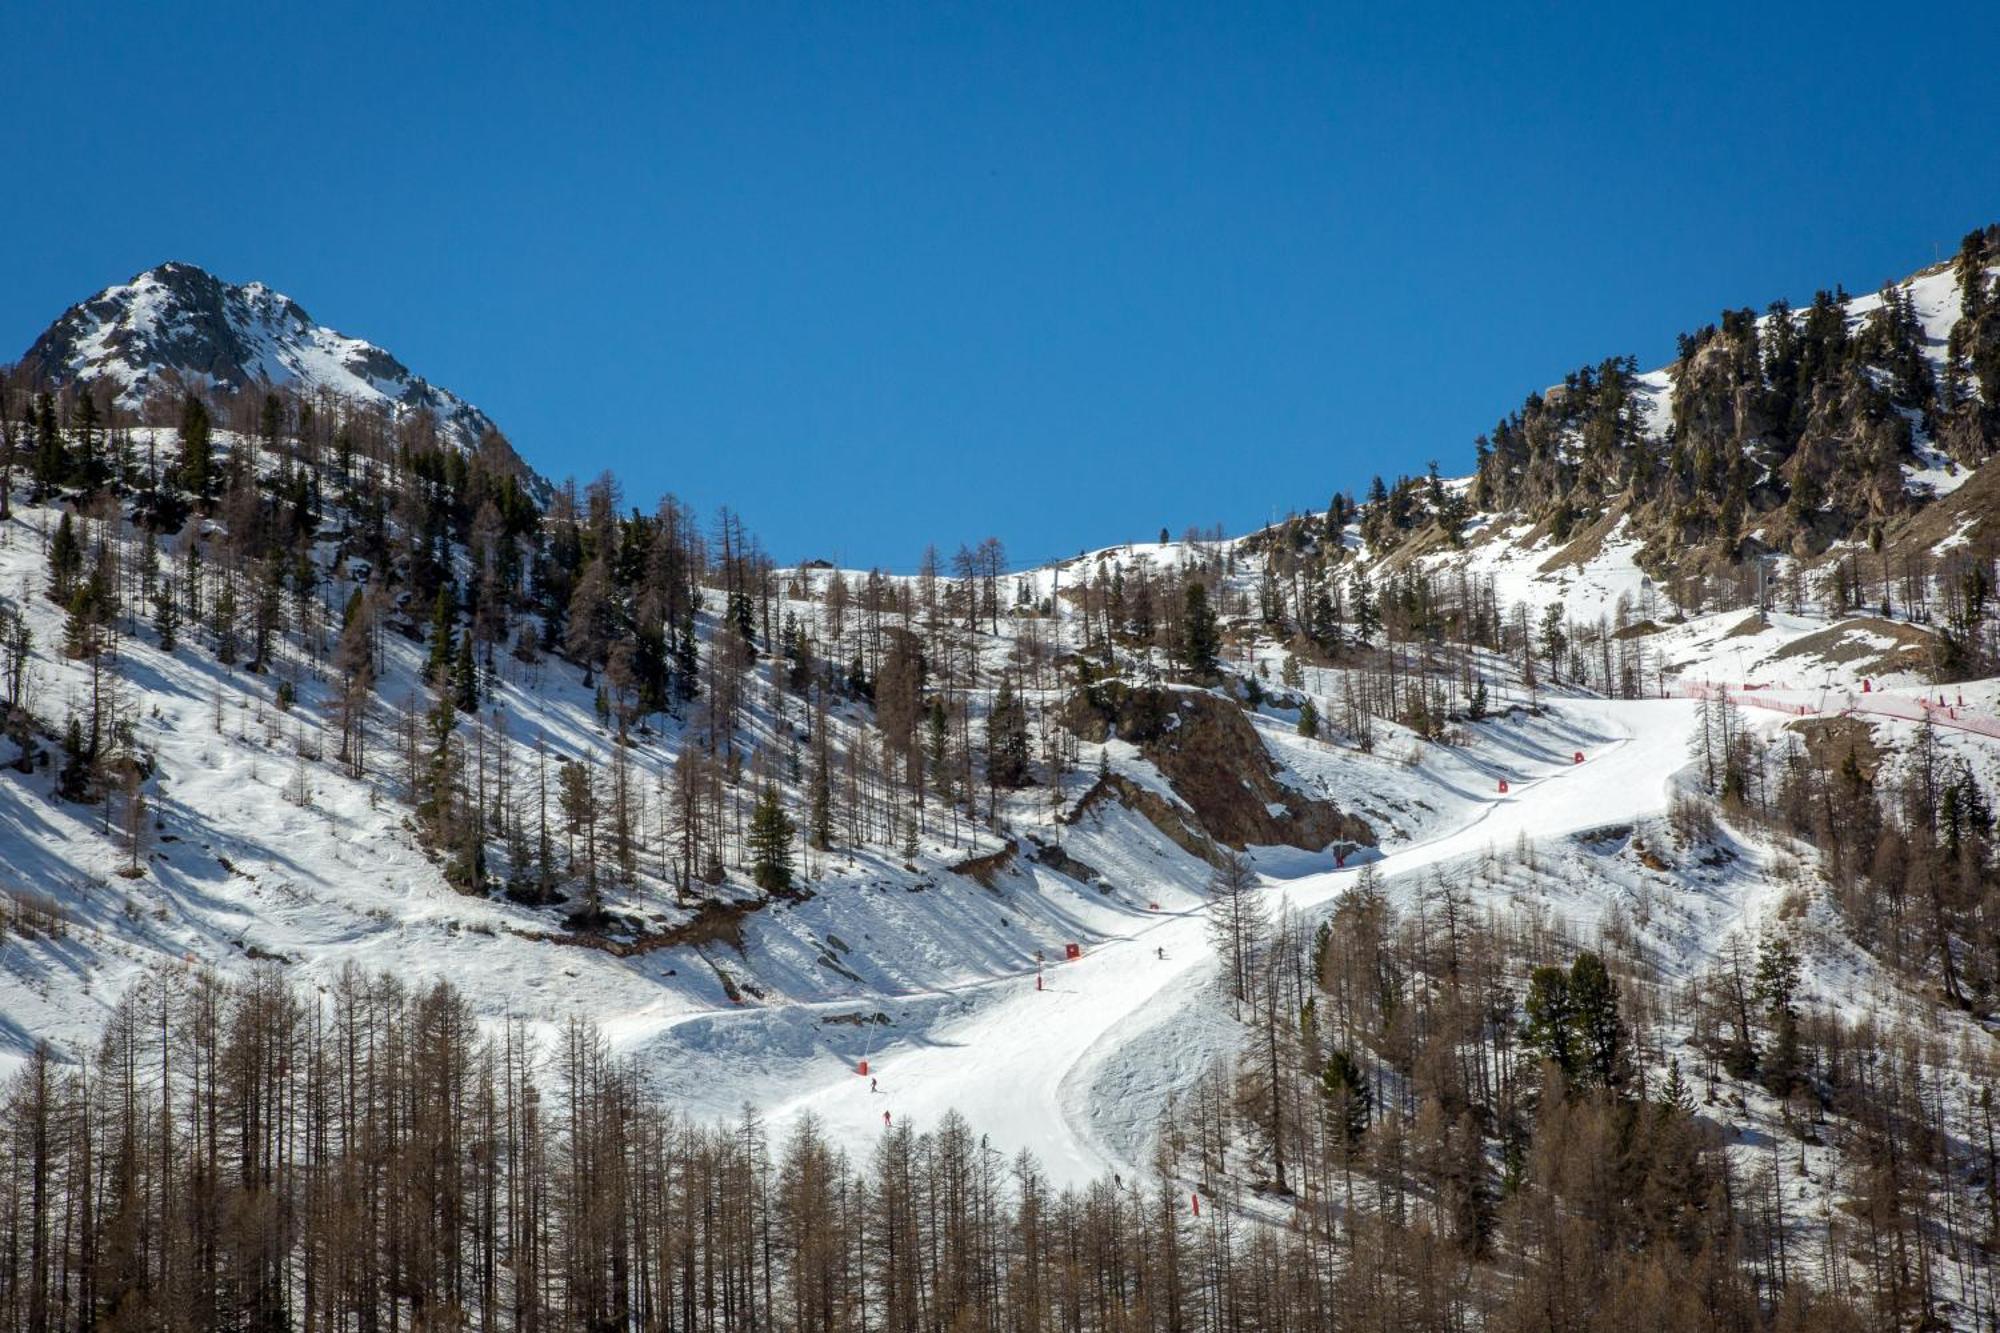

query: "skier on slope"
xmin=1156 ymin=946 xmax=1165 ymax=960
xmin=870 ymin=1076 xmax=878 ymax=1093
xmin=883 ymin=1110 xmax=892 ymax=1128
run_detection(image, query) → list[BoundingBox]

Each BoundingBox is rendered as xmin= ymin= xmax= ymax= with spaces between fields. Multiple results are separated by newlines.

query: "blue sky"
xmin=5 ymin=2 xmax=1999 ymax=568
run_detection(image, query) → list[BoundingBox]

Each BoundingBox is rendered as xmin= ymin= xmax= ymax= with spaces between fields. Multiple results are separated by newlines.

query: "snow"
xmin=5 ymin=449 xmax=1987 ymax=1203
xmin=621 ymin=696 xmax=1694 ymax=1186
xmin=0 ymin=451 xmax=1705 ymax=1193
xmin=4 ymin=363 xmax=1999 ymax=1278
xmin=48 ymin=264 xmax=506 ymax=457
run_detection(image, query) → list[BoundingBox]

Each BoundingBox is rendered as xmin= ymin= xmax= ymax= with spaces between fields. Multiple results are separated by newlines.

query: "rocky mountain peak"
xmin=18 ymin=261 xmax=510 ymax=462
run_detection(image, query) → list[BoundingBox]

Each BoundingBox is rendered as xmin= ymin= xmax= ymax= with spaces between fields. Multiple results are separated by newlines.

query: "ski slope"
xmin=630 ymin=697 xmax=1698 ymax=1186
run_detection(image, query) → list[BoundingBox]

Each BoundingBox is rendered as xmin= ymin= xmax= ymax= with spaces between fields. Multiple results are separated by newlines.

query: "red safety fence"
xmin=1676 ymin=682 xmax=2000 ymax=742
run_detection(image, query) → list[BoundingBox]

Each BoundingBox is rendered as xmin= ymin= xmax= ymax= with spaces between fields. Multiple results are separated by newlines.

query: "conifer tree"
xmin=212 ymin=579 xmax=239 ymax=665
xmin=1658 ymin=1057 xmax=1696 ymax=1117
xmin=46 ymin=511 xmax=83 ymax=604
xmin=152 ymin=577 xmax=179 ymax=651
xmin=177 ymin=391 xmax=213 ymax=502
xmin=57 ymin=715 xmax=92 ymax=800
xmin=1321 ymin=1047 xmax=1371 ymax=1144
xmin=427 ymin=586 xmax=456 ymax=683
xmin=1539 ymin=601 xmax=1568 ymax=680
xmin=31 ymin=392 xmax=64 ymax=498
xmin=72 ymin=389 xmax=102 ymax=489
xmin=1567 ymin=951 xmax=1627 ymax=1092
xmin=1522 ymin=965 xmax=1577 ymax=1079
xmin=985 ymin=677 xmax=1031 ymax=790
xmin=926 ymin=698 xmax=953 ymax=808
xmin=748 ymin=785 xmax=795 ymax=893
xmin=1180 ymin=580 xmax=1219 ymax=680
xmin=1348 ymin=570 xmax=1377 ymax=641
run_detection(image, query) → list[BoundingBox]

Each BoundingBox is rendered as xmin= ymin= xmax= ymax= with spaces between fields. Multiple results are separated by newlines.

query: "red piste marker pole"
xmin=1191 ymin=1193 xmax=1201 ymax=1217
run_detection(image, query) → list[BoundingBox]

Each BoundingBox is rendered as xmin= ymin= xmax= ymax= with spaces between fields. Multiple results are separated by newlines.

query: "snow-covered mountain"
xmin=5 ymin=235 xmax=2000 ymax=1322
xmin=19 ymin=261 xmax=511 ymax=459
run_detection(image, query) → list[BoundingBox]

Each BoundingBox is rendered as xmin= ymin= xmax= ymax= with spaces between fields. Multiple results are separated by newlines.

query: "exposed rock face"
xmin=20 ymin=262 xmax=541 ymax=493
xmin=1062 ymin=681 xmax=1374 ymax=856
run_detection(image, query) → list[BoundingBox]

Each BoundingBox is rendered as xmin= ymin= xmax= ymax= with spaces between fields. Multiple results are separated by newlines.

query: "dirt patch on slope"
xmin=1783 ymin=715 xmax=1883 ymax=783
xmin=1769 ymin=618 xmax=1932 ymax=676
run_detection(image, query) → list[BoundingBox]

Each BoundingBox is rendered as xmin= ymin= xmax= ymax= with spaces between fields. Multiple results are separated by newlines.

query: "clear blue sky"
xmin=5 ymin=2 xmax=1998 ymax=568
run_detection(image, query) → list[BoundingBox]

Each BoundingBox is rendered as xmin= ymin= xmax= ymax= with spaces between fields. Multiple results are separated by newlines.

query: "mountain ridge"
xmin=3 ymin=232 xmax=2000 ymax=1324
xmin=17 ymin=260 xmax=547 ymax=490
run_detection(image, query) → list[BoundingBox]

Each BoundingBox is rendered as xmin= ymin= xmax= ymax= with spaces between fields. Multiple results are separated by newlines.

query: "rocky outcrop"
xmin=1061 ymin=682 xmax=1374 ymax=855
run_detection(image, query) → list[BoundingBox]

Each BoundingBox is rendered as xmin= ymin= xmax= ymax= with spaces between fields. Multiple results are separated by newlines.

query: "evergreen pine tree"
xmin=926 ymin=699 xmax=952 ymax=806
xmin=1568 ymin=951 xmax=1627 ymax=1092
xmin=72 ymin=390 xmax=102 ymax=489
xmin=1296 ymin=698 xmax=1319 ymax=738
xmin=1753 ymin=932 xmax=1803 ymax=1091
xmin=748 ymin=786 xmax=796 ymax=893
xmin=1521 ymin=965 xmax=1577 ymax=1078
xmin=1658 ymin=1057 xmax=1696 ymax=1117
xmin=1348 ymin=571 xmax=1377 ymax=641
xmin=728 ymin=590 xmax=758 ymax=659
xmin=177 ymin=392 xmax=214 ymax=502
xmin=31 ymin=393 xmax=64 ymax=498
xmin=213 ymin=579 xmax=239 ymax=665
xmin=426 ymin=586 xmax=456 ymax=684
xmin=1180 ymin=580 xmax=1220 ymax=680
xmin=453 ymin=631 xmax=480 ymax=713
xmin=152 ymin=577 xmax=179 ymax=651
xmin=47 ymin=511 xmax=82 ymax=602
xmin=1539 ymin=602 xmax=1569 ymax=680
xmin=985 ymin=677 xmax=1031 ymax=789
xmin=1321 ymin=1048 xmax=1371 ymax=1144
xmin=57 ymin=715 xmax=92 ymax=801
xmin=673 ymin=605 xmax=700 ymax=703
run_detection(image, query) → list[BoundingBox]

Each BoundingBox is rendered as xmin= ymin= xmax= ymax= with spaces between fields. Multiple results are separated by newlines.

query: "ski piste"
xmin=610 ymin=696 xmax=1697 ymax=1188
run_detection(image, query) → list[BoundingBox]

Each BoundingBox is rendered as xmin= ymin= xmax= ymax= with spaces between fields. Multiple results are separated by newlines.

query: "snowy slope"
xmin=4 ymin=250 xmax=2000 ymax=1277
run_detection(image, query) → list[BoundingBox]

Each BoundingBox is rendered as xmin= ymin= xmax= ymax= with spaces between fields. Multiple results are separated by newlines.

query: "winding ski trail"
xmin=749 ymin=698 xmax=1697 ymax=1184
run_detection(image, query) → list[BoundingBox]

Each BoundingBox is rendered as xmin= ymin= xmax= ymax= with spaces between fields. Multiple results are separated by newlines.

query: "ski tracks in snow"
xmin=649 ymin=698 xmax=1697 ymax=1187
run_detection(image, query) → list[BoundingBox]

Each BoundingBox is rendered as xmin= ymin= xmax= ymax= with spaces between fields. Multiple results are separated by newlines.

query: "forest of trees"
xmin=1193 ymin=831 xmax=2000 ymax=1331
xmin=1236 ymin=227 xmax=2000 ymax=680
xmin=1467 ymin=226 xmax=2000 ymax=578
xmin=9 ymin=828 xmax=1999 ymax=1333
xmin=7 ymin=234 xmax=2000 ymax=1329
xmin=0 ymin=350 xmax=1605 ymax=922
